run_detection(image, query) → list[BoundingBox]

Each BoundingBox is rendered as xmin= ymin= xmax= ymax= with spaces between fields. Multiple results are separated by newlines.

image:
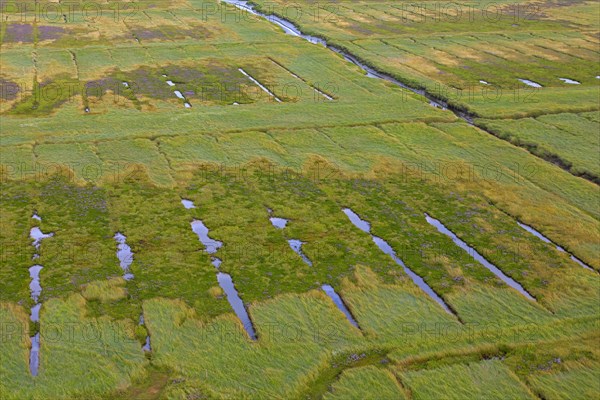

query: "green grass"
xmin=1 ymin=0 xmax=599 ymax=398
xmin=400 ymin=360 xmax=536 ymax=399
xmin=323 ymin=366 xmax=407 ymax=400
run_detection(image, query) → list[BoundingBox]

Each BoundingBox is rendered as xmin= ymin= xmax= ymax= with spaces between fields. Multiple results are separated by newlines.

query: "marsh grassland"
xmin=0 ymin=0 xmax=599 ymax=399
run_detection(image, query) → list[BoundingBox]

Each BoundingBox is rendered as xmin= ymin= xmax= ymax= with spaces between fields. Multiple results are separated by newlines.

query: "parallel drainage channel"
xmin=268 ymin=208 xmax=360 ymax=327
xmin=28 ymin=213 xmax=54 ymax=376
xmin=269 ymin=58 xmax=334 ymax=101
xmin=517 ymin=222 xmax=595 ymax=272
xmin=113 ymin=232 xmax=152 ymax=352
xmin=239 ymin=68 xmax=282 ymax=103
xmin=162 ymin=74 xmax=192 ymax=108
xmin=343 ymin=208 xmax=456 ymax=317
xmin=267 ymin=209 xmax=311 ymax=266
xmin=321 ymin=284 xmax=359 ymax=328
xmin=184 ymin=199 xmax=257 ymax=340
xmin=425 ymin=213 xmax=536 ymax=301
xmin=222 ymin=0 xmax=600 ymax=186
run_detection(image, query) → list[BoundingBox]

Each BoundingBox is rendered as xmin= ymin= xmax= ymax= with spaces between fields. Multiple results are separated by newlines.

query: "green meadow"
xmin=0 ymin=0 xmax=598 ymax=399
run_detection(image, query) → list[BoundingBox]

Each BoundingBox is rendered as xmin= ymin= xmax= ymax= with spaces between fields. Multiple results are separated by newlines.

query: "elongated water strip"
xmin=343 ymin=208 xmax=455 ymax=315
xmin=184 ymin=203 xmax=257 ymax=340
xmin=517 ymin=222 xmax=594 ymax=272
xmin=239 ymin=68 xmax=282 ymax=102
xmin=217 ymin=272 xmax=257 ymax=340
xmin=426 ymin=213 xmax=535 ymax=301
xmin=114 ymin=233 xmax=135 ymax=280
xmin=322 ymin=284 xmax=359 ymax=328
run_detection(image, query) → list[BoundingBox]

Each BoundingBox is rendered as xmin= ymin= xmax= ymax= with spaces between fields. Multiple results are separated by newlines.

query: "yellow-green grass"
xmin=400 ymin=360 xmax=536 ymax=399
xmin=477 ymin=113 xmax=600 ymax=179
xmin=0 ymin=296 xmax=147 ymax=400
xmin=323 ymin=366 xmax=407 ymax=400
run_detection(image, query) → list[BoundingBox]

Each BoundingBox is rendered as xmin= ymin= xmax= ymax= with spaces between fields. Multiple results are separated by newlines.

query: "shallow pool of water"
xmin=269 ymin=217 xmax=288 ymax=229
xmin=288 ymin=239 xmax=313 ymax=266
xmin=191 ymin=220 xmax=223 ymax=254
xmin=558 ymin=78 xmax=580 ymax=84
xmin=114 ymin=233 xmax=135 ymax=281
xmin=342 ymin=208 xmax=371 ymax=233
xmin=181 ymin=199 xmax=196 ymax=209
xmin=518 ymin=79 xmax=542 ymax=88
xmin=30 ymin=227 xmax=54 ymax=249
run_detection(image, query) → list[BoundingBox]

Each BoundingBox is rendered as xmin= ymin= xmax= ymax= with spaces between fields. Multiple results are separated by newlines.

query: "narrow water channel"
xmin=342 ymin=208 xmax=456 ymax=316
xmin=183 ymin=201 xmax=257 ymax=340
xmin=425 ymin=213 xmax=536 ymax=301
xmin=517 ymin=222 xmax=595 ymax=272
xmin=321 ymin=284 xmax=359 ymax=328
xmin=114 ymin=233 xmax=135 ymax=281
xmin=28 ymin=214 xmax=54 ymax=376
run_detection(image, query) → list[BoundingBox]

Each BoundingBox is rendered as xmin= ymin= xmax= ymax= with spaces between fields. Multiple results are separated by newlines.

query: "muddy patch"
xmin=3 ymin=23 xmax=34 ymax=43
xmin=38 ymin=26 xmax=66 ymax=41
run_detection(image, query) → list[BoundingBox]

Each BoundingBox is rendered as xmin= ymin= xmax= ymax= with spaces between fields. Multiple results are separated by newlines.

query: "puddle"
xmin=270 ymin=59 xmax=333 ymax=100
xmin=238 ymin=68 xmax=282 ymax=103
xmin=114 ymin=233 xmax=135 ymax=281
xmin=191 ymin=220 xmax=223 ymax=254
xmin=269 ymin=217 xmax=288 ymax=229
xmin=342 ymin=208 xmax=371 ymax=233
xmin=558 ymin=78 xmax=580 ymax=84
xmin=174 ymin=90 xmax=185 ymax=99
xmin=518 ymin=79 xmax=542 ymax=88
xmin=288 ymin=239 xmax=313 ymax=266
xmin=85 ymin=107 xmax=90 ymax=113
xmin=425 ymin=214 xmax=535 ymax=301
xmin=343 ymin=209 xmax=455 ymax=315
xmin=30 ymin=227 xmax=54 ymax=249
xmin=211 ymin=257 xmax=222 ymax=268
xmin=217 ymin=272 xmax=257 ymax=340
xmin=29 ymin=265 xmax=44 ymax=322
xmin=166 ymin=80 xmax=175 ymax=87
xmin=184 ymin=102 xmax=192 ymax=108
xmin=122 ymin=82 xmax=129 ymax=88
xmin=139 ymin=315 xmax=152 ymax=352
xmin=479 ymin=80 xmax=490 ymax=85
xmin=517 ymin=222 xmax=594 ymax=272
xmin=181 ymin=199 xmax=196 ymax=209
xmin=322 ymin=284 xmax=359 ymax=328
xmin=32 ymin=213 xmax=41 ymax=221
